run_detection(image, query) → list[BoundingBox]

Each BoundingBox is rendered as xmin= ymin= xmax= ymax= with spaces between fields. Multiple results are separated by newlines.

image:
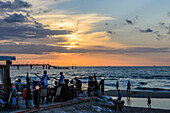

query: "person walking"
xmin=147 ymin=96 xmax=151 ymax=108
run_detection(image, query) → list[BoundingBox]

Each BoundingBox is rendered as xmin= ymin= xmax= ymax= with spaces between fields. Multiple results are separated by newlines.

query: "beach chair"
xmin=40 ymin=88 xmax=48 ymax=103
xmin=54 ymin=86 xmax=62 ymax=102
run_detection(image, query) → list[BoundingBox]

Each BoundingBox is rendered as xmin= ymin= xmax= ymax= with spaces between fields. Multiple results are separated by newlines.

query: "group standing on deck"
xmin=0 ymin=70 xmax=104 ymax=109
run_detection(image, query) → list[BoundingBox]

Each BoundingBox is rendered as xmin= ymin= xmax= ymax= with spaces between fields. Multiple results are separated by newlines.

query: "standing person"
xmin=59 ymin=72 xmax=65 ymax=84
xmin=15 ymin=79 xmax=23 ymax=93
xmin=39 ymin=82 xmax=46 ymax=103
xmin=127 ymin=81 xmax=131 ymax=93
xmin=41 ymin=70 xmax=50 ymax=88
xmin=49 ymin=81 xmax=58 ymax=102
xmin=116 ymin=81 xmax=119 ymax=89
xmin=147 ymin=96 xmax=151 ymax=108
xmin=117 ymin=89 xmax=121 ymax=101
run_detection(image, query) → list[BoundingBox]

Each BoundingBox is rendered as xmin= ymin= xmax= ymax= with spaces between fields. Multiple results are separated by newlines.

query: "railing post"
xmin=101 ymin=77 xmax=104 ymax=95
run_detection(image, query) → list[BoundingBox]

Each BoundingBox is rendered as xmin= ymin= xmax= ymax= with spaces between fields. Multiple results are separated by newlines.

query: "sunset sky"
xmin=1 ymin=0 xmax=170 ymax=66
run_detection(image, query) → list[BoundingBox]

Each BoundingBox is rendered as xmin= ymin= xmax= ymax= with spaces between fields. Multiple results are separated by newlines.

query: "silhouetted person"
xmin=127 ymin=81 xmax=131 ymax=93
xmin=75 ymin=77 xmax=82 ymax=90
xmin=1 ymin=87 xmax=10 ymax=108
xmin=53 ymin=81 xmax=58 ymax=94
xmin=117 ymin=89 xmax=121 ymax=101
xmin=74 ymin=77 xmax=82 ymax=96
xmin=64 ymin=79 xmax=69 ymax=85
xmin=49 ymin=81 xmax=58 ymax=102
xmin=41 ymin=70 xmax=50 ymax=88
xmin=147 ymin=96 xmax=151 ymax=108
xmin=59 ymin=72 xmax=65 ymax=84
xmin=116 ymin=81 xmax=119 ymax=89
xmin=70 ymin=79 xmax=73 ymax=84
xmin=88 ymin=76 xmax=94 ymax=87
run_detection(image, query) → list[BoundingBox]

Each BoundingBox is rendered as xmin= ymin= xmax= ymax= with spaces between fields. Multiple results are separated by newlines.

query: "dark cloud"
xmin=0 ymin=8 xmax=71 ymax=40
xmin=0 ymin=0 xmax=31 ymax=11
xmin=139 ymin=28 xmax=153 ymax=33
xmin=0 ymin=44 xmax=66 ymax=54
xmin=0 ymin=44 xmax=170 ymax=55
xmin=0 ymin=26 xmax=71 ymax=39
xmin=125 ymin=19 xmax=133 ymax=25
xmin=3 ymin=13 xmax=28 ymax=23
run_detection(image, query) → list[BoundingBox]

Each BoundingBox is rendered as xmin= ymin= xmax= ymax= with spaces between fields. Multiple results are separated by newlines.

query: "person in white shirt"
xmin=59 ymin=72 xmax=65 ymax=84
xmin=41 ymin=70 xmax=50 ymax=88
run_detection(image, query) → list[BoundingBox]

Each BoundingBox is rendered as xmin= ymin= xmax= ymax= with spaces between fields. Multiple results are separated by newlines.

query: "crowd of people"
xmin=0 ymin=70 xmax=103 ymax=109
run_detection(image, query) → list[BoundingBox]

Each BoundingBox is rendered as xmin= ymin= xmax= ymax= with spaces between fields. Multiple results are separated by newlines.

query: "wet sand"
xmin=29 ymin=90 xmax=170 ymax=113
xmin=40 ymin=100 xmax=170 ymax=113
xmin=105 ymin=90 xmax=170 ymax=98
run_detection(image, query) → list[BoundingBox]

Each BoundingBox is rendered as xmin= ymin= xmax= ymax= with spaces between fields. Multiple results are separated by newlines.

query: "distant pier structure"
xmin=72 ymin=64 xmax=77 ymax=69
xmin=12 ymin=64 xmax=70 ymax=70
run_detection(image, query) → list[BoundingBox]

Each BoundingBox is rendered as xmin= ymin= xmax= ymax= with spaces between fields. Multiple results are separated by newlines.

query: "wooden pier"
xmin=11 ymin=64 xmax=70 ymax=69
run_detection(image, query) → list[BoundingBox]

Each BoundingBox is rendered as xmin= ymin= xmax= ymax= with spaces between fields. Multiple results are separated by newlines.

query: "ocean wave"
xmin=135 ymin=87 xmax=170 ymax=91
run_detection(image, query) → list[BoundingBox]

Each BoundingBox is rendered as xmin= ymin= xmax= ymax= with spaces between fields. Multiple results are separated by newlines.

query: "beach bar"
xmin=0 ymin=56 xmax=16 ymax=88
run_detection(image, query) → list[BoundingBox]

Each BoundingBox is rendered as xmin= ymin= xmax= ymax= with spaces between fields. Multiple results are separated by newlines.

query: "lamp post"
xmin=34 ymin=85 xmax=40 ymax=107
xmin=101 ymin=77 xmax=104 ymax=95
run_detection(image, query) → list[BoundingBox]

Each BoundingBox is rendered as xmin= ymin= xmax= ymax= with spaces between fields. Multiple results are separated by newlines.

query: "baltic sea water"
xmin=10 ymin=66 xmax=170 ymax=92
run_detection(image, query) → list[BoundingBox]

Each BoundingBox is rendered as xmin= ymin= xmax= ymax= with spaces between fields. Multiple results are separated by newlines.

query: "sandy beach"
xmin=35 ymin=90 xmax=170 ymax=113
xmin=40 ymin=99 xmax=170 ymax=113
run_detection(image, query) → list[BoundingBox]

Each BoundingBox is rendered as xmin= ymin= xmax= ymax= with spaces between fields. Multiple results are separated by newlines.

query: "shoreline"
xmin=105 ymin=90 xmax=170 ymax=98
xmin=39 ymin=100 xmax=170 ymax=113
xmin=13 ymin=90 xmax=170 ymax=113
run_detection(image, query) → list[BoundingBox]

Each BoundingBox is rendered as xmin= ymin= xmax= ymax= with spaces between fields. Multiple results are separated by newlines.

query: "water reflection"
xmin=122 ymin=97 xmax=170 ymax=110
xmin=126 ymin=97 xmax=131 ymax=106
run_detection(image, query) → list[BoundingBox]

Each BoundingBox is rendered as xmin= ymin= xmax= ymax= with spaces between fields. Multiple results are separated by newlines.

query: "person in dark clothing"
xmin=147 ymin=96 xmax=151 ymax=108
xmin=117 ymin=89 xmax=122 ymax=101
xmin=75 ymin=77 xmax=82 ymax=90
xmin=1 ymin=87 xmax=10 ymax=108
xmin=116 ymin=81 xmax=119 ymax=89
xmin=74 ymin=77 xmax=82 ymax=97
xmin=53 ymin=81 xmax=58 ymax=94
xmin=49 ymin=81 xmax=58 ymax=102
xmin=127 ymin=81 xmax=131 ymax=93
